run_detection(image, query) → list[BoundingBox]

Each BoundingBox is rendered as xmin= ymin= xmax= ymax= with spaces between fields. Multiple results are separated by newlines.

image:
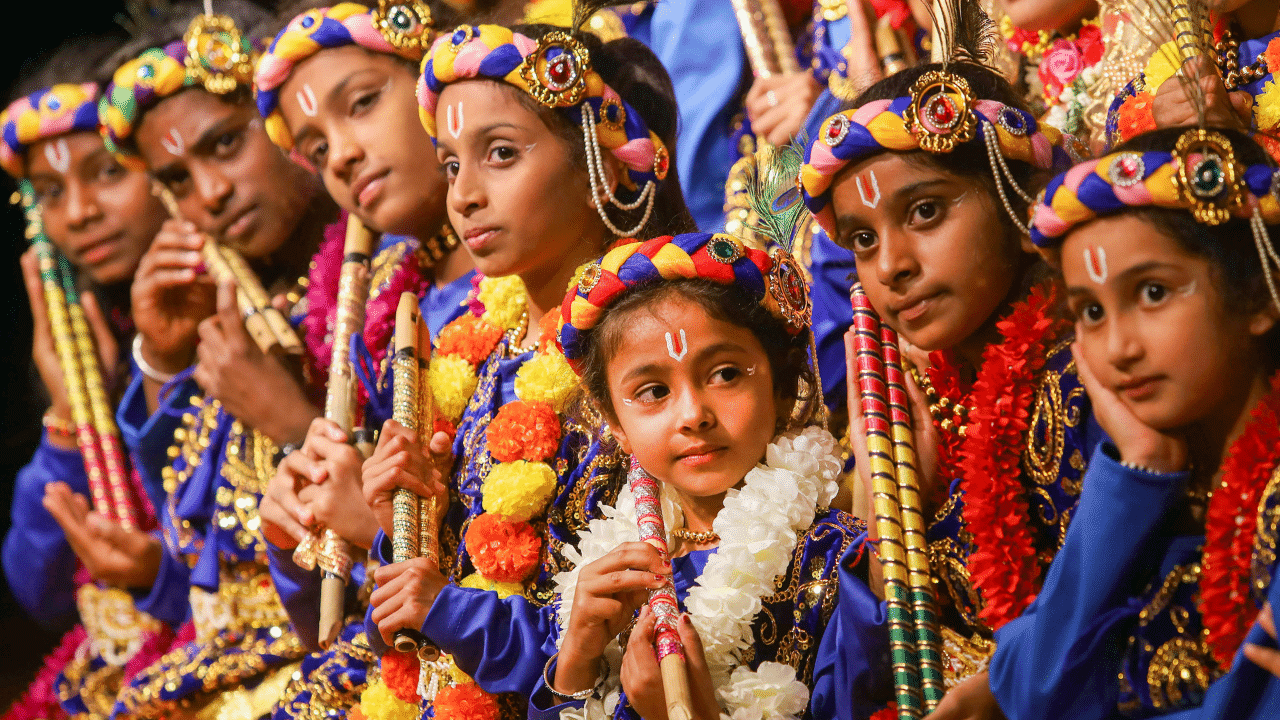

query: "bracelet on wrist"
xmin=42 ymin=410 xmax=75 ymax=438
xmin=132 ymin=334 xmax=179 ymax=384
xmin=543 ymin=651 xmax=606 ymax=702
xmin=1120 ymin=459 xmax=1170 ymax=475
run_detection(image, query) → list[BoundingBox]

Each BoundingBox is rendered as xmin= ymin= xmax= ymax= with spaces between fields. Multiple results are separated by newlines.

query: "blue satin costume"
xmin=990 ymin=445 xmax=1280 ymax=719
xmin=521 ymin=510 xmax=887 ymax=720
xmin=268 ymin=264 xmax=475 ymax=720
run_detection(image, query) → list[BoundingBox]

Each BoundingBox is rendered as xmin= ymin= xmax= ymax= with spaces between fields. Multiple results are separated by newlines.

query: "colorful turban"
xmin=1030 ymin=129 xmax=1280 ymax=248
xmin=0 ymin=83 xmax=100 ymax=178
xmin=800 ymin=93 xmax=1077 ymax=236
xmin=558 ymin=233 xmax=811 ymax=372
xmin=256 ymin=2 xmax=438 ymax=150
xmin=99 ymin=14 xmax=256 ymax=168
xmin=417 ymin=24 xmax=669 ymax=201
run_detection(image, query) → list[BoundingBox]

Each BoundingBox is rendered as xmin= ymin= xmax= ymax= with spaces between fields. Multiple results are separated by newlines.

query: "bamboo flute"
xmin=629 ymin=458 xmax=694 ymax=720
xmin=313 ymin=213 xmax=375 ymax=648
xmin=58 ymin=254 xmax=139 ymax=530
xmin=17 ymin=182 xmax=116 ymax=525
xmin=880 ymin=325 xmax=944 ymax=711
xmin=851 ymin=283 xmax=923 ymax=720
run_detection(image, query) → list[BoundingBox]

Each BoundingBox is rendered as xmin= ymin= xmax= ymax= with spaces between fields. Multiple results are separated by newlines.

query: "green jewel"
xmin=1192 ymin=156 xmax=1225 ymax=198
xmin=390 ymin=7 xmax=413 ymax=30
xmin=706 ymin=237 xmax=742 ymax=264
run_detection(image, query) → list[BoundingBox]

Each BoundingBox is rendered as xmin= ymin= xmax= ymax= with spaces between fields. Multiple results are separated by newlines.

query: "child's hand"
xmin=621 ymin=606 xmax=720 ymax=720
xmin=194 ymin=280 xmax=318 ymax=446
xmin=370 ymin=557 xmax=447 ymax=647
xmin=361 ymin=420 xmax=450 ymax=538
xmin=1152 ymin=57 xmax=1252 ymax=130
xmin=131 ymin=219 xmax=215 ymax=377
xmin=42 ymin=481 xmax=161 ymax=589
xmin=555 ymin=542 xmax=671 ymax=696
xmin=1072 ymin=343 xmax=1188 ymax=473
xmin=1244 ymin=602 xmax=1280 ymax=678
xmin=922 ymin=670 xmax=1005 ymax=720
xmin=744 ymin=72 xmax=824 ymax=146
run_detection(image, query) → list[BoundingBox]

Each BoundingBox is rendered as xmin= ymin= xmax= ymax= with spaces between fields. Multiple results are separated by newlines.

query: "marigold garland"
xmin=379 ymin=648 xmax=422 ymax=704
xmin=436 ymin=314 xmax=505 ymax=367
xmin=434 ymin=682 xmax=501 ymax=720
xmin=1200 ymin=371 xmax=1280 ymax=668
xmin=487 ymin=401 xmax=562 ymax=462
xmin=924 ymin=286 xmax=1068 ymax=629
xmin=358 ymin=679 xmax=420 ymax=720
xmin=459 ymin=572 xmax=524 ymax=599
xmin=465 ymin=513 xmax=543 ymax=583
xmin=481 ymin=460 xmax=559 ymax=521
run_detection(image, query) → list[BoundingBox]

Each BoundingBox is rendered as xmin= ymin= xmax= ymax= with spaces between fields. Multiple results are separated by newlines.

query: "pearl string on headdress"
xmin=581 ymin=106 xmax=655 ymax=238
xmin=1251 ymin=209 xmax=1280 ymax=311
xmin=982 ymin=123 xmax=1033 ymax=236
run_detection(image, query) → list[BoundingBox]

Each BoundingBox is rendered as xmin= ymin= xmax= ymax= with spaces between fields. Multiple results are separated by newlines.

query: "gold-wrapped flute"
xmin=729 ymin=0 xmax=797 ymax=78
xmin=315 ymin=213 xmax=375 ymax=648
xmin=150 ymin=183 xmax=297 ymax=355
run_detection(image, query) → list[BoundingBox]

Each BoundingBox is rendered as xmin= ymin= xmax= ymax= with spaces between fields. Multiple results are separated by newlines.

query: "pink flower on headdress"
xmin=1039 ymin=39 xmax=1084 ymax=98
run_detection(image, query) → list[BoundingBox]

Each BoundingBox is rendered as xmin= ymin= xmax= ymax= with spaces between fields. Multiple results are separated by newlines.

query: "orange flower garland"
xmin=434 ymin=682 xmax=501 ymax=720
xmin=1200 ymin=372 xmax=1280 ymax=668
xmin=488 ymin=401 xmax=562 ymax=462
xmin=465 ymin=513 xmax=543 ymax=583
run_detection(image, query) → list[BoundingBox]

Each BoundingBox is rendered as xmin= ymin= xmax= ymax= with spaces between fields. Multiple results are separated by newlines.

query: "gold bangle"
xmin=42 ymin=410 xmax=75 ymax=437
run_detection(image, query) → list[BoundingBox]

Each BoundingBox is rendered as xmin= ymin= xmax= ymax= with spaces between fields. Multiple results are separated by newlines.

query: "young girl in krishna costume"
xmin=988 ymin=125 xmax=1280 ymax=720
xmin=796 ymin=22 xmax=1104 ymax=713
xmin=248 ymin=2 xmax=477 ymax=716
xmin=536 ymin=229 xmax=880 ymax=720
xmin=83 ymin=2 xmax=422 ymax=717
xmin=0 ymin=40 xmax=177 ymax=720
xmin=352 ymin=14 xmax=695 ymax=720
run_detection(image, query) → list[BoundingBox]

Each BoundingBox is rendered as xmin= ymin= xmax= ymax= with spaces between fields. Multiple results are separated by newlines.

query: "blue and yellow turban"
xmin=800 ymin=85 xmax=1077 ymax=237
xmin=1030 ymin=128 xmax=1280 ymax=247
xmin=256 ymin=2 xmax=438 ymax=150
xmin=417 ymin=24 xmax=669 ymax=205
xmin=558 ymin=232 xmax=810 ymax=373
xmin=0 ymin=83 xmax=100 ymax=178
xmin=99 ymin=14 xmax=256 ymax=168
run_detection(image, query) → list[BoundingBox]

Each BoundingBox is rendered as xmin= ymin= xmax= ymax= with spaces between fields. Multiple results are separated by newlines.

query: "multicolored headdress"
xmin=557 ymin=232 xmax=811 ymax=372
xmin=1030 ymin=128 xmax=1280 ymax=308
xmin=0 ymin=83 xmax=100 ymax=178
xmin=99 ymin=13 xmax=256 ymax=167
xmin=799 ymin=70 xmax=1079 ymax=238
xmin=255 ymin=1 xmax=440 ymax=150
xmin=418 ymin=24 xmax=670 ymax=237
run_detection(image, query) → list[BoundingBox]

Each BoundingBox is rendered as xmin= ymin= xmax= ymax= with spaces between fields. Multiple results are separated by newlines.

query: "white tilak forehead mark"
xmin=1084 ymin=245 xmax=1108 ymax=284
xmin=856 ymin=170 xmax=880 ymax=209
xmin=446 ymin=102 xmax=464 ymax=139
xmin=665 ymin=329 xmax=688 ymax=361
xmin=160 ymin=128 xmax=185 ymax=156
xmin=297 ymin=84 xmax=319 ymax=117
xmin=44 ymin=138 xmax=70 ymax=174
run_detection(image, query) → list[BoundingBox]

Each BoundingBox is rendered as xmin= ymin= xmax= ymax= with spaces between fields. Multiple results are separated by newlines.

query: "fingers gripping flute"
xmin=17 ymin=182 xmax=137 ymax=528
xmin=629 ymin=458 xmax=694 ymax=720
xmin=851 ymin=283 xmax=943 ymax=719
xmin=309 ymin=213 xmax=376 ymax=648
xmin=151 ymin=182 xmax=303 ymax=355
xmin=389 ymin=292 xmax=442 ymax=658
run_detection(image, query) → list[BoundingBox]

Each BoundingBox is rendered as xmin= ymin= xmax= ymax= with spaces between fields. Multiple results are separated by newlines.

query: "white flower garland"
xmin=552 ymin=426 xmax=842 ymax=720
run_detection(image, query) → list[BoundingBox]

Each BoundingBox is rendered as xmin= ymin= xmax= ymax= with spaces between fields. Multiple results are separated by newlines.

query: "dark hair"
xmin=11 ymin=36 xmax=126 ymax=101
xmin=507 ymin=24 xmax=696 ymax=239
xmin=1107 ymin=126 xmax=1280 ymax=365
xmin=577 ymin=279 xmax=816 ymax=423
xmin=838 ymin=62 xmax=1046 ymax=245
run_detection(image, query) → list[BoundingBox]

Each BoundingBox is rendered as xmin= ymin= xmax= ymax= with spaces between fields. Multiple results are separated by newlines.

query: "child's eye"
xmin=1139 ymin=281 xmax=1168 ymax=305
xmin=908 ymin=199 xmax=943 ymax=225
xmin=635 ymin=384 xmax=670 ymax=404
xmin=352 ymin=90 xmax=378 ymax=115
xmin=845 ymin=230 xmax=878 ymax=253
xmin=710 ymin=366 xmax=741 ymax=384
xmin=1076 ymin=302 xmax=1105 ymax=326
xmin=442 ymin=159 xmax=459 ymax=180
xmin=98 ymin=162 xmax=125 ymax=182
xmin=214 ymin=131 xmax=243 ymax=158
xmin=35 ymin=183 xmax=63 ymax=202
xmin=306 ymin=140 xmax=329 ymax=168
xmin=487 ymin=145 xmax=516 ymax=164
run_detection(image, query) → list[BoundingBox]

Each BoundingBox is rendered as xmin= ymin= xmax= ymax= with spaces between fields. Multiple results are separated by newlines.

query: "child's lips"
xmin=677 ymin=446 xmax=727 ymax=466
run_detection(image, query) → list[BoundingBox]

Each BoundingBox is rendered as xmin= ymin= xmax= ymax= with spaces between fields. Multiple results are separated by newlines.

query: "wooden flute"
xmin=151 ymin=182 xmax=302 ymax=355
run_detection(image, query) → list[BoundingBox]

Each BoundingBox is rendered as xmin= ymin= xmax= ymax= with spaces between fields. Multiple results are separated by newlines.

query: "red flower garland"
xmin=1116 ymin=92 xmax=1157 ymax=144
xmin=925 ymin=287 xmax=1068 ymax=629
xmin=433 ymin=683 xmax=500 ymax=720
xmin=465 ymin=513 xmax=543 ymax=582
xmin=488 ymin=401 xmax=562 ymax=462
xmin=1200 ymin=372 xmax=1280 ymax=668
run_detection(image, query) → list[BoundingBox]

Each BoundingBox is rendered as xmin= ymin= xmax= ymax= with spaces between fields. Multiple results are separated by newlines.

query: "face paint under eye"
xmin=1084 ymin=245 xmax=1108 ymax=284
xmin=297 ymin=83 xmax=319 ymax=117
xmin=446 ymin=102 xmax=464 ymax=139
xmin=525 ymin=143 xmax=537 ymax=153
xmin=745 ymin=365 xmax=756 ymax=376
xmin=44 ymin=138 xmax=70 ymax=174
xmin=666 ymin=329 xmax=688 ymax=361
xmin=1178 ymin=280 xmax=1197 ymax=297
xmin=161 ymin=127 xmax=185 ymax=156
xmin=855 ymin=170 xmax=880 ymax=209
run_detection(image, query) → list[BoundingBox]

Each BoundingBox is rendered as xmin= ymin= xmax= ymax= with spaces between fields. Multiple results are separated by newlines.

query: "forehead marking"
xmin=297 ymin=84 xmax=319 ymax=118
xmin=446 ymin=102 xmax=464 ymax=139
xmin=1084 ymin=245 xmax=1108 ymax=285
xmin=855 ymin=170 xmax=881 ymax=209
xmin=44 ymin=138 xmax=71 ymax=174
xmin=160 ymin=127 xmax=185 ymax=156
xmin=665 ymin=329 xmax=688 ymax=362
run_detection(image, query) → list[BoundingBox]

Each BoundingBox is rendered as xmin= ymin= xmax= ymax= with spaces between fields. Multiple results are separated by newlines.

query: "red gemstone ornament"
xmin=1107 ymin=153 xmax=1145 ymax=187
xmin=823 ymin=113 xmax=851 ymax=146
